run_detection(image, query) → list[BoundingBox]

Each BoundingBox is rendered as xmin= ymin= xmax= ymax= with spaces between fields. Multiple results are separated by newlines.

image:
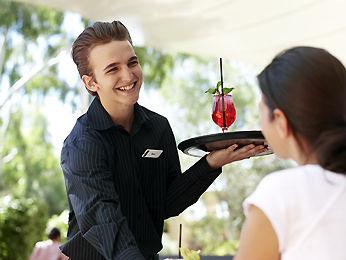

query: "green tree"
xmin=1 ymin=108 xmax=67 ymax=214
xmin=0 ymin=0 xmax=71 ymax=214
xmin=0 ymin=0 xmax=73 ymax=109
xmin=0 ymin=2 xmax=71 ymax=258
xmin=0 ymin=196 xmax=48 ymax=260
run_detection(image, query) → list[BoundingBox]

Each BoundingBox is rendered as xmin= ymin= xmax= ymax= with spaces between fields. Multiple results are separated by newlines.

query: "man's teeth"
xmin=119 ymin=83 xmax=135 ymax=91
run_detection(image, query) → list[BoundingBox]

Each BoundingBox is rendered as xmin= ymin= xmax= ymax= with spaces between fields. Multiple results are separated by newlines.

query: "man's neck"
xmin=102 ymin=101 xmax=135 ymax=133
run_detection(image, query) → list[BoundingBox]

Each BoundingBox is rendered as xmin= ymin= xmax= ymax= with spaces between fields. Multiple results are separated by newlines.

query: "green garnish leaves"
xmin=223 ymin=87 xmax=234 ymax=95
xmin=205 ymin=81 xmax=234 ymax=95
xmin=204 ymin=88 xmax=218 ymax=94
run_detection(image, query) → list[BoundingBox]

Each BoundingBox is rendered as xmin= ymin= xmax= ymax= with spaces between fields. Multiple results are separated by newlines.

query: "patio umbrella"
xmin=18 ymin=0 xmax=346 ymax=67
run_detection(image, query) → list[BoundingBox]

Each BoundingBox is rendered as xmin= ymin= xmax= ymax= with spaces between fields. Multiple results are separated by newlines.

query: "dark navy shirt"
xmin=60 ymin=98 xmax=221 ymax=259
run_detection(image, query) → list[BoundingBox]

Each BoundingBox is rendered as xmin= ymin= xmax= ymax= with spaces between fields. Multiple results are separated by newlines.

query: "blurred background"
xmin=1 ymin=0 xmax=344 ymax=259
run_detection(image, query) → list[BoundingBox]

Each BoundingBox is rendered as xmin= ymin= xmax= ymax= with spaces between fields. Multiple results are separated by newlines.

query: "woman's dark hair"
xmin=71 ymin=21 xmax=132 ymax=96
xmin=48 ymin=227 xmax=61 ymax=240
xmin=258 ymin=46 xmax=346 ymax=174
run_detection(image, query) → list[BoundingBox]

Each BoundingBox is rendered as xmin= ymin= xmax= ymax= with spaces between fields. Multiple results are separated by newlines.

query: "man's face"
xmin=87 ymin=40 xmax=143 ymax=109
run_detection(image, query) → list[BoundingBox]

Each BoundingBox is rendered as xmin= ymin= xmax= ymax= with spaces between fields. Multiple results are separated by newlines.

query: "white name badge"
xmin=142 ymin=149 xmax=163 ymax=158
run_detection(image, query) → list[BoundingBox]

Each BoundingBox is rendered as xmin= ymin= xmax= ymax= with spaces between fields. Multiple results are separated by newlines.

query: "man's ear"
xmin=82 ymin=75 xmax=98 ymax=92
xmin=273 ymin=108 xmax=291 ymax=138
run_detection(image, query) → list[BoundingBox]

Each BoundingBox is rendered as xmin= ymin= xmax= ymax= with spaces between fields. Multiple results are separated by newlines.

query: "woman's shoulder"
xmin=260 ymin=164 xmax=344 ymax=191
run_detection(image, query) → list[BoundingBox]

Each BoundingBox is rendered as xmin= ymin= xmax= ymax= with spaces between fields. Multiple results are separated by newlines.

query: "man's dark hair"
xmin=72 ymin=21 xmax=132 ymax=96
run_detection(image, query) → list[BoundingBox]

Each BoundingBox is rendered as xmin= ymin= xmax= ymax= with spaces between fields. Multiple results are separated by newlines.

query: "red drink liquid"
xmin=212 ymin=94 xmax=236 ymax=132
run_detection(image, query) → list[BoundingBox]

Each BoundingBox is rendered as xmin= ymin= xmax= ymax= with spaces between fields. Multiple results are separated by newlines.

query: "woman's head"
xmin=48 ymin=227 xmax=61 ymax=241
xmin=71 ymin=21 xmax=132 ymax=96
xmin=258 ymin=46 xmax=346 ymax=174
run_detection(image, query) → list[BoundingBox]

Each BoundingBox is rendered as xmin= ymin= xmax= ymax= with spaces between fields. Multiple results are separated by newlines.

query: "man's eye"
xmin=107 ymin=67 xmax=118 ymax=73
xmin=129 ymin=61 xmax=138 ymax=67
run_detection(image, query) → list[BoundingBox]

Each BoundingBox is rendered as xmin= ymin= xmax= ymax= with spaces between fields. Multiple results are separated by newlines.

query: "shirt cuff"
xmin=193 ymin=155 xmax=222 ymax=181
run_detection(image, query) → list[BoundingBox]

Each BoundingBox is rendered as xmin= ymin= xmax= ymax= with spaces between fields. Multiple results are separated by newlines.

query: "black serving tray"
xmin=178 ymin=131 xmax=273 ymax=157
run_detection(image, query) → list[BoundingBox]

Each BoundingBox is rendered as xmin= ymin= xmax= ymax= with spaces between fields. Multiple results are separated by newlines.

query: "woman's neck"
xmin=290 ymin=137 xmax=318 ymax=165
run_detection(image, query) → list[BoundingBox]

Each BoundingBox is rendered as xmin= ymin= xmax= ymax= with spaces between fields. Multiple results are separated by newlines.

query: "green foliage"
xmin=0 ymin=196 xmax=48 ymax=260
xmin=26 ymin=67 xmax=71 ymax=98
xmin=0 ymin=1 xmax=69 ymax=219
xmin=0 ymin=0 xmax=64 ymax=38
xmin=47 ymin=209 xmax=69 ymax=243
xmin=1 ymin=108 xmax=67 ymax=215
xmin=190 ymin=216 xmax=234 ymax=255
xmin=0 ymin=0 xmax=74 ymax=107
xmin=135 ymin=46 xmax=177 ymax=89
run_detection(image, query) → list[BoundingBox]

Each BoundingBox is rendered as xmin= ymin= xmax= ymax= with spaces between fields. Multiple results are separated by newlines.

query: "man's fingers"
xmin=226 ymin=144 xmax=239 ymax=152
xmin=232 ymin=144 xmax=267 ymax=159
xmin=232 ymin=144 xmax=255 ymax=154
xmin=246 ymin=145 xmax=267 ymax=158
xmin=208 ymin=143 xmax=269 ymax=168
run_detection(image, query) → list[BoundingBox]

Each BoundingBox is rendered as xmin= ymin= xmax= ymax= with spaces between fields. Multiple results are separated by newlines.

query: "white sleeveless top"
xmin=243 ymin=165 xmax=346 ymax=260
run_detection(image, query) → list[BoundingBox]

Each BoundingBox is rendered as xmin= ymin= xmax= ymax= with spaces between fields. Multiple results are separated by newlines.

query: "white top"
xmin=30 ymin=240 xmax=68 ymax=260
xmin=243 ymin=165 xmax=346 ymax=260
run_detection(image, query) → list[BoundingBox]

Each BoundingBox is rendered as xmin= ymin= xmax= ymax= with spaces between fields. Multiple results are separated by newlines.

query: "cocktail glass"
xmin=212 ymin=94 xmax=236 ymax=132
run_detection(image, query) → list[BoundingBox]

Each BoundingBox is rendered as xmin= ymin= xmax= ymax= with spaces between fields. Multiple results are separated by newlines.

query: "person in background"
xmin=30 ymin=227 xmax=68 ymax=260
xmin=235 ymin=46 xmax=346 ymax=260
xmin=60 ymin=20 xmax=267 ymax=260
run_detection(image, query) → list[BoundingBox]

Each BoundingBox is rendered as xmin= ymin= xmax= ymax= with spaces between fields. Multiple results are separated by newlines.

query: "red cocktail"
xmin=212 ymin=94 xmax=236 ymax=132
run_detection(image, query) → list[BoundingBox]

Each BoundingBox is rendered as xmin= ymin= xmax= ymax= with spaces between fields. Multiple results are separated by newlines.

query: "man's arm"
xmin=162 ymin=121 xmax=222 ymax=218
xmin=61 ymin=135 xmax=144 ymax=260
xmin=163 ymin=121 xmax=265 ymax=218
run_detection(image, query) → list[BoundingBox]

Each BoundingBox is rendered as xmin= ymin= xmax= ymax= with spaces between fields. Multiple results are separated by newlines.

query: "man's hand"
xmin=206 ymin=144 xmax=267 ymax=169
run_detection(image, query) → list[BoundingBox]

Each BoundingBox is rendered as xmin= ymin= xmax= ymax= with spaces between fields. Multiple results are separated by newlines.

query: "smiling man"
xmin=60 ymin=21 xmax=266 ymax=260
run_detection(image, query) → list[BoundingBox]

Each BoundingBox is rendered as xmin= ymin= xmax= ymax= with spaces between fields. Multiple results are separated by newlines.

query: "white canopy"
xmin=20 ymin=0 xmax=346 ymax=68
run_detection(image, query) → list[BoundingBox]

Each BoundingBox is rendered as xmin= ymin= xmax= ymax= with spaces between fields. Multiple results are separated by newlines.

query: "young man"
xmin=60 ymin=21 xmax=265 ymax=260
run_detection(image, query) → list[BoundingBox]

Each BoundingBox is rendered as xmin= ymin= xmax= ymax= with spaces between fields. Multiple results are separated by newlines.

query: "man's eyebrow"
xmin=128 ymin=56 xmax=138 ymax=62
xmin=103 ymin=56 xmax=138 ymax=71
xmin=103 ymin=62 xmax=119 ymax=72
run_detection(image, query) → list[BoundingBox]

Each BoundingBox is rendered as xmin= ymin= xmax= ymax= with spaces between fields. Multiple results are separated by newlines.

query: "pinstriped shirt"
xmin=60 ymin=98 xmax=222 ymax=259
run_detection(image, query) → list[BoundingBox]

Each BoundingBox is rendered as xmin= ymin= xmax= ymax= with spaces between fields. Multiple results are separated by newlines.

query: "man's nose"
xmin=120 ymin=67 xmax=132 ymax=81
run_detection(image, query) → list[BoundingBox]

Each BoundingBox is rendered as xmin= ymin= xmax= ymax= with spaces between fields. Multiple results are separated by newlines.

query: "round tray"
xmin=178 ymin=130 xmax=273 ymax=157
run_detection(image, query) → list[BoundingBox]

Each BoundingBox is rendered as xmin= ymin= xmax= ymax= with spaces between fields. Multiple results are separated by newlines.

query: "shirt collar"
xmin=87 ymin=97 xmax=149 ymax=133
xmin=132 ymin=103 xmax=150 ymax=135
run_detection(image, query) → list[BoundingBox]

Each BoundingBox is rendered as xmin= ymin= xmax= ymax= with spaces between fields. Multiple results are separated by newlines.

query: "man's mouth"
xmin=117 ymin=82 xmax=136 ymax=91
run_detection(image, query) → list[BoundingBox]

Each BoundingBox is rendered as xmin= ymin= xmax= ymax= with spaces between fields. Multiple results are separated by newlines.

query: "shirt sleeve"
xmin=163 ymin=120 xmax=222 ymax=218
xmin=243 ymin=173 xmax=287 ymax=252
xmin=61 ymin=134 xmax=144 ymax=260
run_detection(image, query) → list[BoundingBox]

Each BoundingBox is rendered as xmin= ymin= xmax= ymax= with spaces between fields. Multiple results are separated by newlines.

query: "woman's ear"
xmin=82 ymin=75 xmax=97 ymax=92
xmin=273 ymin=108 xmax=291 ymax=139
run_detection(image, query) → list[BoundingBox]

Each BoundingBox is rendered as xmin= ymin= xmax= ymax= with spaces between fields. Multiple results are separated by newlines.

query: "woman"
xmin=235 ymin=46 xmax=346 ymax=260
